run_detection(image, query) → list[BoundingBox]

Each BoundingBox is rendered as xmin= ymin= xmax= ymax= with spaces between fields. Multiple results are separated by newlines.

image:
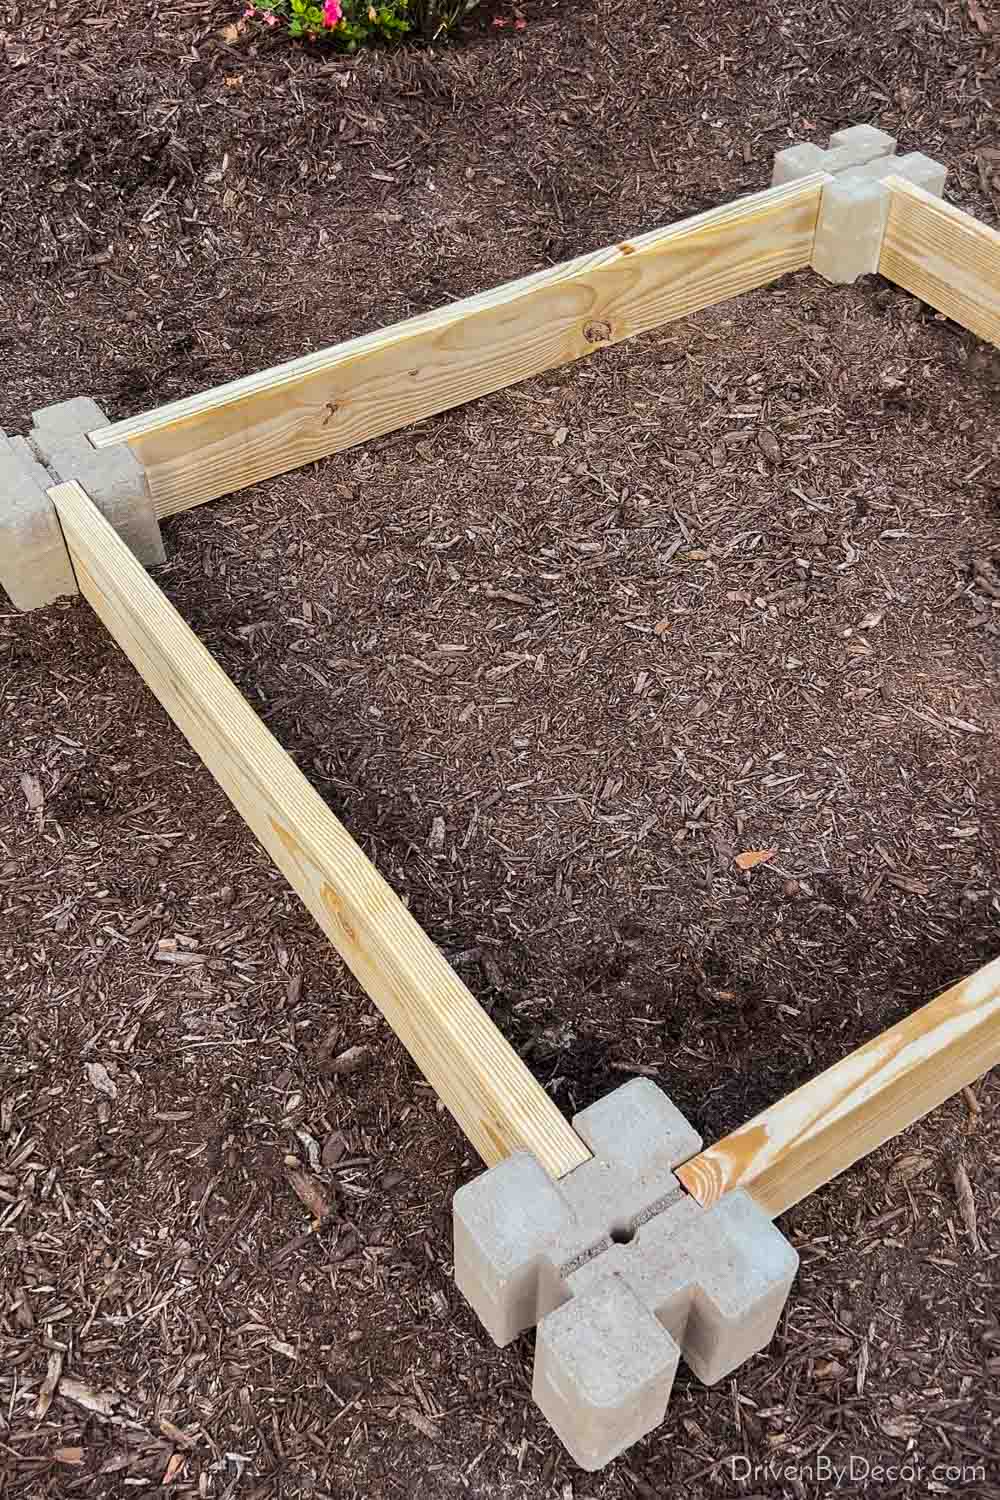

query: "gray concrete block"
xmin=771 ymin=142 xmax=826 ymax=187
xmin=453 ymin=1079 xmax=700 ymax=1347
xmin=453 ymin=1081 xmax=799 ymax=1470
xmin=533 ymin=1274 xmax=679 ymax=1472
xmin=827 ymin=123 xmax=897 ymax=165
xmin=453 ymin=1149 xmax=571 ymax=1345
xmin=537 ymin=1190 xmax=798 ymax=1466
xmin=876 ymin=150 xmax=947 ymax=198
xmin=31 ymin=395 xmax=111 ymax=438
xmin=811 ymin=175 xmax=888 ymax=283
xmin=8 ymin=436 xmax=52 ymax=480
xmin=812 ymin=149 xmax=948 ymax=283
xmin=771 ymin=124 xmax=896 ymax=186
xmin=0 ymin=429 xmax=77 ymax=610
xmin=572 ymin=1075 xmax=702 ymax=1177
xmin=30 ymin=398 xmax=164 ymax=567
xmin=634 ymin=1190 xmax=798 ymax=1385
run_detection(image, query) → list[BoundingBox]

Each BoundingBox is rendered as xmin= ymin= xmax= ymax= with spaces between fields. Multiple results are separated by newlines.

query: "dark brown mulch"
xmin=2 ymin=0 xmax=1000 ymax=1496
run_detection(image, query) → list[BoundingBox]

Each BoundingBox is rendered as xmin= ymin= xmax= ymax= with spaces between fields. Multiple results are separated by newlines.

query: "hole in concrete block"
xmin=609 ymin=1222 xmax=636 ymax=1246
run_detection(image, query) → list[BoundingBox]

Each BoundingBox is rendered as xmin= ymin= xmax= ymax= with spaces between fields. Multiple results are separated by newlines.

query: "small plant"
xmin=240 ymin=0 xmax=482 ymax=47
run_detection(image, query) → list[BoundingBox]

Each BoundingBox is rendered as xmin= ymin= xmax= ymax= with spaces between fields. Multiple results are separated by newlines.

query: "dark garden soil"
xmin=2 ymin=0 xmax=1000 ymax=1495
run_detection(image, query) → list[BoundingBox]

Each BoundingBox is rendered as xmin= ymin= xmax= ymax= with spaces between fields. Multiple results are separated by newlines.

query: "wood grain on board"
xmin=89 ymin=176 xmax=828 ymax=517
xmin=677 ymin=954 xmax=1000 ymax=1218
xmin=880 ymin=176 xmax=1000 ymax=347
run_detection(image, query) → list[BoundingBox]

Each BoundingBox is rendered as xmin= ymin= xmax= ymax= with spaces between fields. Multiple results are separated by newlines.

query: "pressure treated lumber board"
xmin=677 ymin=953 xmax=1000 ymax=1218
xmin=879 ymin=176 xmax=1000 ymax=347
xmin=90 ymin=175 xmax=829 ymax=518
xmin=49 ymin=479 xmax=591 ymax=1180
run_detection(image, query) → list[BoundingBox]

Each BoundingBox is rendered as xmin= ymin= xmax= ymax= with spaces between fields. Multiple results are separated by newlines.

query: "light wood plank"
xmin=90 ymin=177 xmax=828 ymax=518
xmin=676 ymin=954 xmax=1000 ymax=1218
xmin=50 ymin=479 xmax=591 ymax=1180
xmin=880 ymin=176 xmax=1000 ymax=346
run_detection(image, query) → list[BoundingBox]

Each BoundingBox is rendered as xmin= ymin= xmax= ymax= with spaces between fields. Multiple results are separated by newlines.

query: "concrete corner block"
xmin=811 ymin=175 xmax=887 ymax=283
xmin=453 ymin=1151 xmax=571 ymax=1346
xmin=30 ymin=398 xmax=165 ymax=568
xmin=827 ymin=123 xmax=897 ymax=163
xmin=768 ymin=122 xmax=949 ymax=283
xmin=663 ymin=1190 xmax=799 ymax=1385
xmin=812 ymin=147 xmax=948 ymax=283
xmin=31 ymin=396 xmax=111 ymax=437
xmin=572 ymin=1076 xmax=702 ymax=1177
xmin=533 ymin=1274 xmax=679 ymax=1471
xmin=453 ymin=1081 xmax=799 ymax=1470
xmin=453 ymin=1079 xmax=702 ymax=1348
xmin=771 ymin=122 xmax=896 ymax=187
xmin=772 ymin=142 xmax=825 ymax=187
xmin=0 ymin=429 xmax=77 ymax=610
xmin=891 ymin=151 xmax=947 ymax=198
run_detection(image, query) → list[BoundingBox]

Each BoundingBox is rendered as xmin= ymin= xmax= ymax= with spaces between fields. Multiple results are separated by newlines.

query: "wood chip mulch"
xmin=1 ymin=0 xmax=999 ymax=1493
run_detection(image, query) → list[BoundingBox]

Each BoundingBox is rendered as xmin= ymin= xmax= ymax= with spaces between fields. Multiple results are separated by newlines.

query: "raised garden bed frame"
xmin=34 ymin=168 xmax=1000 ymax=1232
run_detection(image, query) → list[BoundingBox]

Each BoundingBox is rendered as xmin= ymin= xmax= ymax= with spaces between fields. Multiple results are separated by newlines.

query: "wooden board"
xmin=676 ymin=954 xmax=1000 ymax=1218
xmin=880 ymin=176 xmax=1000 ymax=347
xmin=89 ymin=176 xmax=828 ymax=518
xmin=49 ymin=479 xmax=591 ymax=1180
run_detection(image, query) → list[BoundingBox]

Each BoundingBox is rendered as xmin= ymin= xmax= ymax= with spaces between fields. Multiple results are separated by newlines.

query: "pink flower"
xmin=492 ymin=14 xmax=508 ymax=25
xmin=514 ymin=15 xmax=526 ymax=26
xmin=322 ymin=0 xmax=342 ymax=24
xmin=264 ymin=9 xmax=280 ymax=21
xmin=242 ymin=5 xmax=254 ymax=15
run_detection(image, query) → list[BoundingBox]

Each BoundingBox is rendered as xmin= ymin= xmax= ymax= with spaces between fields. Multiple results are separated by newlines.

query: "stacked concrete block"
xmin=771 ymin=123 xmax=897 ymax=187
xmin=30 ymin=398 xmax=164 ymax=569
xmin=772 ymin=124 xmax=948 ymax=283
xmin=453 ymin=1080 xmax=799 ymax=1470
xmin=811 ymin=150 xmax=947 ymax=283
xmin=0 ymin=431 xmax=78 ymax=610
xmin=0 ymin=397 xmax=164 ymax=612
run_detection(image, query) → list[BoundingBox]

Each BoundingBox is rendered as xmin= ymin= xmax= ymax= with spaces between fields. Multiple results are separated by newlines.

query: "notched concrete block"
xmin=533 ymin=1274 xmax=679 ymax=1473
xmin=771 ymin=124 xmax=948 ymax=284
xmin=811 ymin=175 xmax=887 ymax=283
xmin=771 ymin=123 xmax=896 ymax=186
xmin=30 ymin=397 xmax=164 ymax=567
xmin=827 ymin=123 xmax=898 ymax=168
xmin=453 ymin=1149 xmax=570 ymax=1346
xmin=812 ymin=149 xmax=948 ymax=283
xmin=539 ymin=1189 xmax=798 ymax=1466
xmin=454 ymin=1080 xmax=700 ymax=1346
xmin=453 ymin=1079 xmax=799 ymax=1471
xmin=571 ymin=1073 xmax=702 ymax=1177
xmin=0 ymin=429 xmax=77 ymax=610
xmin=883 ymin=151 xmax=947 ymax=199
xmin=771 ymin=141 xmax=826 ymax=187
